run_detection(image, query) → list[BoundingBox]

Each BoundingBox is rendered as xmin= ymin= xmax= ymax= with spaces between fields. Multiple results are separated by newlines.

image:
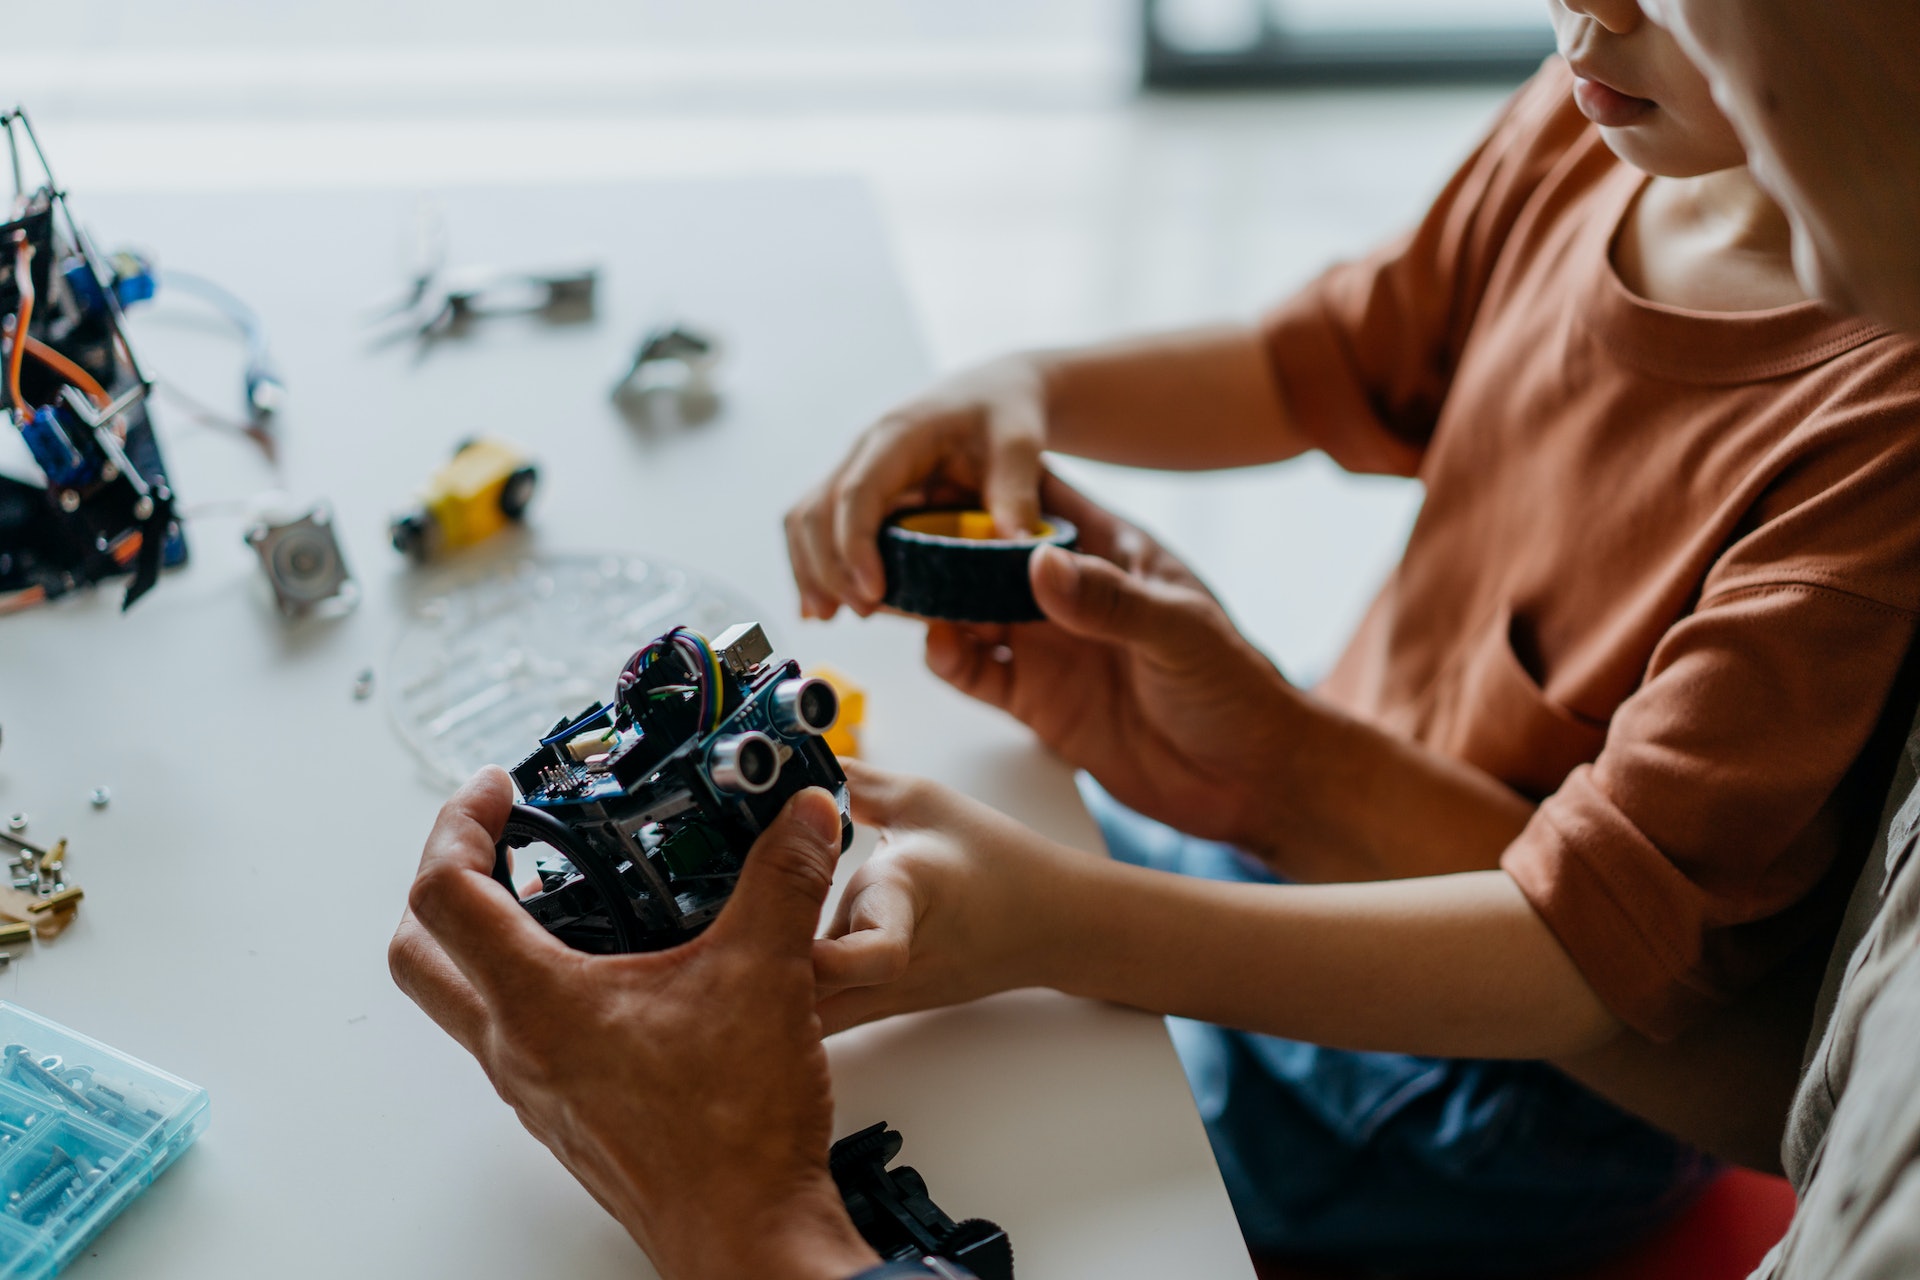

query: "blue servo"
xmin=20 ymin=406 xmax=96 ymax=489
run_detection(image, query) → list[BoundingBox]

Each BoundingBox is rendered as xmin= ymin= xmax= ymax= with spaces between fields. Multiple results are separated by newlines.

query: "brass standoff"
xmin=25 ymin=888 xmax=81 ymax=916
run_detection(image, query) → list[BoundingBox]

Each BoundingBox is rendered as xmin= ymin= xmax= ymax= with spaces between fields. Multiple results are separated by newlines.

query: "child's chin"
xmin=1599 ymin=127 xmax=1741 ymax=181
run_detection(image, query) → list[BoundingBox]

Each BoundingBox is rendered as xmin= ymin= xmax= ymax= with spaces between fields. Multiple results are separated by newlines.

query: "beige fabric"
xmin=1755 ymin=716 xmax=1920 ymax=1277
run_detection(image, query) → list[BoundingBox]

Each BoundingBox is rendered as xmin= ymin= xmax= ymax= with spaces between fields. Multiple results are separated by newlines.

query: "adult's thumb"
xmin=1031 ymin=545 xmax=1188 ymax=654
xmin=708 ymin=788 xmax=843 ymax=956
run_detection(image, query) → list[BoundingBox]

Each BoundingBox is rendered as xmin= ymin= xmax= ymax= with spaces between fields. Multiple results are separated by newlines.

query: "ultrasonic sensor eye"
xmin=771 ymin=677 xmax=839 ymax=736
xmin=708 ymin=732 xmax=781 ymax=794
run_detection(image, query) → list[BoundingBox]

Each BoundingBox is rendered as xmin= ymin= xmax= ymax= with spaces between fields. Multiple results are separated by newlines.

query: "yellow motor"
xmin=390 ymin=437 xmax=539 ymax=561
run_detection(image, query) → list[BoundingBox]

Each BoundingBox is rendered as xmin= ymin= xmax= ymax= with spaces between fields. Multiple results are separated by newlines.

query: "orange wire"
xmin=6 ymin=235 xmax=32 ymax=415
xmin=22 ymin=337 xmax=110 ymax=409
xmin=0 ymin=586 xmax=47 ymax=616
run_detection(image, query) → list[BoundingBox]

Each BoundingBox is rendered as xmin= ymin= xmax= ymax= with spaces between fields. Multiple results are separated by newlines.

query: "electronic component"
xmin=390 ymin=437 xmax=538 ymax=562
xmin=613 ymin=323 xmax=721 ymax=396
xmin=610 ymin=322 xmax=724 ymax=430
xmin=243 ymin=503 xmax=355 ymax=617
xmin=368 ymin=202 xmax=599 ymax=349
xmin=0 ymin=108 xmax=185 ymax=614
xmin=830 ymin=1123 xmax=1014 ymax=1280
xmin=407 ymin=264 xmax=597 ymax=340
xmin=879 ymin=508 xmax=1079 ymax=624
xmin=492 ymin=622 xmax=852 ymax=954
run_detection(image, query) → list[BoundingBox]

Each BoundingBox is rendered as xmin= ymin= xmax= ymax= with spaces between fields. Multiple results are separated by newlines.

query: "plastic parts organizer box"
xmin=0 ymin=1003 xmax=209 ymax=1279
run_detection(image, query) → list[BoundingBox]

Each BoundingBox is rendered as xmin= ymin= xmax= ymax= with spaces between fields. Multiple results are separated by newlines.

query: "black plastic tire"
xmin=879 ymin=509 xmax=1078 ymax=624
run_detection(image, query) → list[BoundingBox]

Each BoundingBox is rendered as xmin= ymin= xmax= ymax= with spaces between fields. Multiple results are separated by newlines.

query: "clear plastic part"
xmin=386 ymin=552 xmax=760 ymax=788
xmin=0 ymin=1002 xmax=210 ymax=1280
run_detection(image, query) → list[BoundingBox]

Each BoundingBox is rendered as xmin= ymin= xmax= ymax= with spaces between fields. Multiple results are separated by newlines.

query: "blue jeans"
xmin=1079 ymin=777 xmax=1717 ymax=1275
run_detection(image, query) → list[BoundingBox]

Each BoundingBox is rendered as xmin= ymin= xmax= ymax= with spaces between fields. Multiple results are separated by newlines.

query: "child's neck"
xmin=1613 ymin=168 xmax=1809 ymax=313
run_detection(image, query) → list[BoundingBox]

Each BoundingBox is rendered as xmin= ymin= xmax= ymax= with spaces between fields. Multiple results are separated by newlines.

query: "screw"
xmin=13 ymin=1171 xmax=78 ymax=1224
xmin=352 ymin=669 xmax=375 ymax=701
xmin=87 ymin=788 xmax=109 ymax=810
xmin=6 ymin=1146 xmax=71 ymax=1215
xmin=56 ymin=491 xmax=79 ymax=514
xmin=4 ymin=816 xmax=22 ymax=835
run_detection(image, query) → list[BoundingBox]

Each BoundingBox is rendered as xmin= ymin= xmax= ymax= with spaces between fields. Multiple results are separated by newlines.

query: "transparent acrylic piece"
xmin=386 ymin=552 xmax=760 ymax=787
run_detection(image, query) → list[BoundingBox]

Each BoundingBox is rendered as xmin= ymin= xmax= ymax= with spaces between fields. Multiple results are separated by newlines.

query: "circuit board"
xmin=495 ymin=623 xmax=851 ymax=953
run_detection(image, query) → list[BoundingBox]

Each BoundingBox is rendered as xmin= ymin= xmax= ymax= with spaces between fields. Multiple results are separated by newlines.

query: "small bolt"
xmin=56 ymin=491 xmax=80 ymax=514
xmin=88 ymin=788 xmax=109 ymax=810
xmin=7 ymin=1146 xmax=71 ymax=1212
xmin=132 ymin=496 xmax=154 ymax=521
xmin=4 ymin=816 xmax=22 ymax=835
xmin=352 ymin=669 xmax=375 ymax=701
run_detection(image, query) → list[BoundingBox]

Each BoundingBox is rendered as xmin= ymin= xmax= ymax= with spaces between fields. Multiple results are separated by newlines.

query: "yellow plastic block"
xmin=808 ymin=664 xmax=866 ymax=759
xmin=424 ymin=437 xmax=529 ymax=552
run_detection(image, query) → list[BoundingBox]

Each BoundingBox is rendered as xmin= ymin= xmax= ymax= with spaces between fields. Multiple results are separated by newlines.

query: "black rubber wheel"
xmin=492 ymin=804 xmax=645 ymax=953
xmin=499 ymin=466 xmax=539 ymax=520
xmin=879 ymin=508 xmax=1078 ymax=624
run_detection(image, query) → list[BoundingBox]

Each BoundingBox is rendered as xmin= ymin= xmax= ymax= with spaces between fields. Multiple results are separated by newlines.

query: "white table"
xmin=0 ymin=179 xmax=1253 ymax=1278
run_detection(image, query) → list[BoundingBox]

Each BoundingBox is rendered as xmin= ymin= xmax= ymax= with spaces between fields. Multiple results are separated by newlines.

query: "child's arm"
xmin=786 ymin=324 xmax=1303 ymax=619
xmin=1037 ymin=324 xmax=1303 ymax=470
xmin=818 ymin=763 xmax=1622 ymax=1060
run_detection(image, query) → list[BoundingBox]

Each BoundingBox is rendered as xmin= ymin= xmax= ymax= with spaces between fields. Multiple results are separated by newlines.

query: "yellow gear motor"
xmin=806 ymin=664 xmax=866 ymax=759
xmin=390 ymin=437 xmax=539 ymax=561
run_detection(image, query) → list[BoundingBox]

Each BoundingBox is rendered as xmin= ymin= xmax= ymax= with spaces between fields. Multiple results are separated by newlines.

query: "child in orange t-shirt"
xmin=786 ymin=2 xmax=1920 ymax=1272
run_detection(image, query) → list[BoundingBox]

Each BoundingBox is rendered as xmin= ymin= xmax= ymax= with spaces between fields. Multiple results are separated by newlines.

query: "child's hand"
xmin=786 ymin=354 xmax=1048 ymax=619
xmin=925 ymin=474 xmax=1309 ymax=856
xmin=813 ymin=761 xmax=1093 ymax=1034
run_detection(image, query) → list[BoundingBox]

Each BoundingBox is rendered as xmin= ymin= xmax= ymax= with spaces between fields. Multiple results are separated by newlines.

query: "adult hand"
xmin=926 ymin=474 xmax=1306 ymax=855
xmin=814 ymin=762 xmax=1094 ymax=1035
xmin=389 ymin=769 xmax=879 ymax=1280
xmin=786 ymin=354 xmax=1048 ymax=619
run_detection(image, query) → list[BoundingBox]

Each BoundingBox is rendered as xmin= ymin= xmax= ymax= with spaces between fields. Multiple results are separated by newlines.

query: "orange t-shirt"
xmin=1262 ymin=60 xmax=1920 ymax=1041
